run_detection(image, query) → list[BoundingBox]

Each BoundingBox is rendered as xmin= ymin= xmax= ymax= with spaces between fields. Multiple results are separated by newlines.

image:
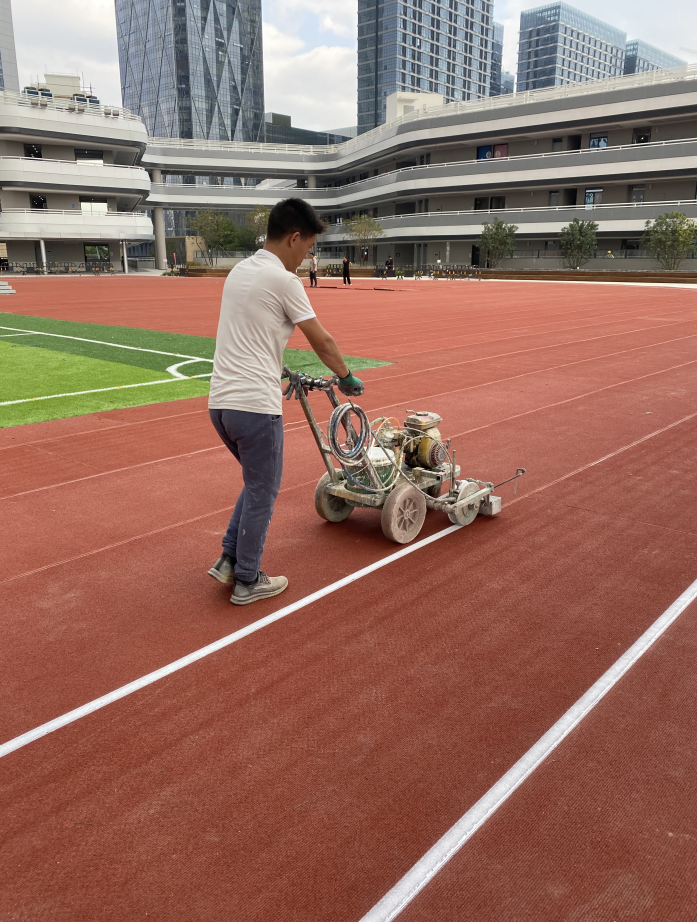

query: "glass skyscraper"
xmin=357 ymin=0 xmax=494 ymax=135
xmin=115 ymin=0 xmax=264 ymax=141
xmin=624 ymin=40 xmax=685 ymax=75
xmin=516 ymin=3 xmax=625 ymax=92
xmin=0 ymin=0 xmax=20 ymax=92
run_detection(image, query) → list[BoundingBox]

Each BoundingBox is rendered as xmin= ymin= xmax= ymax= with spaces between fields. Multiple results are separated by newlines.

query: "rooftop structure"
xmin=264 ymin=113 xmax=351 ymax=146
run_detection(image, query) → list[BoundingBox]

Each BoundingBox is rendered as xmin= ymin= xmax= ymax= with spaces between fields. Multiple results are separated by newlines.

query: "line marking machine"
xmin=282 ymin=366 xmax=525 ymax=544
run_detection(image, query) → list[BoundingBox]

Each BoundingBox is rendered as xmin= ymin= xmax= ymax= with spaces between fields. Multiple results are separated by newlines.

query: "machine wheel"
xmin=314 ymin=473 xmax=353 ymax=523
xmin=381 ymin=483 xmax=426 ymax=544
xmin=448 ymin=481 xmax=481 ymax=527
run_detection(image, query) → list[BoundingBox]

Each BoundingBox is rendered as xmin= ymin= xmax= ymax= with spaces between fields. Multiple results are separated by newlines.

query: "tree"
xmin=477 ymin=217 xmax=518 ymax=268
xmin=189 ymin=211 xmax=237 ymax=265
xmin=643 ymin=212 xmax=697 ymax=271
xmin=246 ymin=205 xmax=271 ymax=245
xmin=559 ymin=218 xmax=598 ymax=269
xmin=343 ymin=214 xmax=385 ymax=263
xmin=235 ymin=225 xmax=259 ymax=253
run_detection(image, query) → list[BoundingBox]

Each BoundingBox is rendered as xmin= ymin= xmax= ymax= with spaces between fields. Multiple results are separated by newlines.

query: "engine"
xmin=403 ymin=411 xmax=448 ymax=470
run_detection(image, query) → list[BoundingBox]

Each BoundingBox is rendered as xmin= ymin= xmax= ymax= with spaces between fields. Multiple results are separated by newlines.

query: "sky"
xmin=11 ymin=0 xmax=697 ymax=132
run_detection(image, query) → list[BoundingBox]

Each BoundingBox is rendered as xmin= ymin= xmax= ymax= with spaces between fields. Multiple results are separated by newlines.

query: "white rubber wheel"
xmin=314 ymin=472 xmax=353 ymax=523
xmin=448 ymin=481 xmax=481 ymax=527
xmin=381 ymin=483 xmax=427 ymax=544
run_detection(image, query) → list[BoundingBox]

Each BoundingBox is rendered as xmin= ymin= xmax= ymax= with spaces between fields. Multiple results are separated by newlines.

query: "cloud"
xmin=265 ymin=0 xmax=357 ymax=40
xmin=262 ymin=23 xmax=357 ymax=130
xmin=13 ymin=0 xmax=122 ymax=106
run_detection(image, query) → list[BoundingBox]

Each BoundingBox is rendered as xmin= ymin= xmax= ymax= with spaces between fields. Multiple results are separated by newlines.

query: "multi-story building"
xmin=0 ymin=0 xmax=19 ymax=92
xmin=3 ymin=68 xmax=697 ymax=273
xmin=114 ymin=0 xmax=264 ymax=142
xmin=0 ymin=88 xmax=152 ymax=269
xmin=490 ymin=21 xmax=504 ymax=95
xmin=517 ymin=2 xmax=625 ymax=92
xmin=357 ymin=0 xmax=494 ymax=134
xmin=501 ymin=71 xmax=514 ymax=94
xmin=264 ymin=114 xmax=352 ymax=146
xmin=624 ymin=40 xmax=685 ymax=75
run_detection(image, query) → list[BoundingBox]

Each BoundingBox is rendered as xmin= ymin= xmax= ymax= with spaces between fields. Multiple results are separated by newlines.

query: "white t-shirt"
xmin=208 ymin=250 xmax=316 ymax=415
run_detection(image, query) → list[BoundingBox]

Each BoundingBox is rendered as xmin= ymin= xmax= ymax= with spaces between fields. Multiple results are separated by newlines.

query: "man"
xmin=308 ymin=251 xmax=318 ymax=287
xmin=342 ymin=255 xmax=352 ymax=286
xmin=207 ymin=198 xmax=364 ymax=605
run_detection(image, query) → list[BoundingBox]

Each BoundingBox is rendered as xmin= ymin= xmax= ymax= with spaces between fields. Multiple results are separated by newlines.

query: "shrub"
xmin=559 ymin=218 xmax=598 ymax=269
xmin=643 ymin=212 xmax=697 ymax=271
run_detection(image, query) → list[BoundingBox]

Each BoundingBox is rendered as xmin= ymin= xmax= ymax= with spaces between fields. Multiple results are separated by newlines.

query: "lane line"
xmin=359 ymin=576 xmax=697 ymax=922
xmin=2 ymin=407 xmax=697 ymax=756
xmin=0 ymin=525 xmax=462 ymax=760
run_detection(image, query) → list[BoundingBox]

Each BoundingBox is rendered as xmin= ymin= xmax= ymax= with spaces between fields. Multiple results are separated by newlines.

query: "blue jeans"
xmin=209 ymin=409 xmax=284 ymax=582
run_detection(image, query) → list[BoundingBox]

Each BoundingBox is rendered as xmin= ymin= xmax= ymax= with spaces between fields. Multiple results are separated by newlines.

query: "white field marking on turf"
xmin=359 ymin=575 xmax=697 ymax=922
xmin=0 ymin=332 xmax=35 ymax=337
xmin=0 ymin=524 xmax=462 ymax=760
xmin=2 ymin=406 xmax=696 ymax=753
xmin=0 ymin=325 xmax=214 ymax=364
xmin=0 ymin=373 xmax=212 ymax=407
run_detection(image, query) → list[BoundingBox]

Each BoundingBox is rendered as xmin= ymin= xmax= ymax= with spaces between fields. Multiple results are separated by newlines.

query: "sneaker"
xmin=208 ymin=553 xmax=236 ymax=585
xmin=230 ymin=571 xmax=288 ymax=606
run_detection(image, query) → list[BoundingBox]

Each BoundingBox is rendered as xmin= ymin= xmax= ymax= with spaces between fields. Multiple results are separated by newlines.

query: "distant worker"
xmin=208 ymin=198 xmax=364 ymax=605
xmin=606 ymin=250 xmax=615 ymax=259
xmin=308 ymin=252 xmax=318 ymax=287
xmin=385 ymin=255 xmax=394 ymax=278
xmin=342 ymin=255 xmax=352 ymax=286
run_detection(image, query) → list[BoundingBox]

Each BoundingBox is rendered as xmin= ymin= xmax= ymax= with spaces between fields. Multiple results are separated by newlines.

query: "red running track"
xmin=1 ymin=278 xmax=697 ymax=921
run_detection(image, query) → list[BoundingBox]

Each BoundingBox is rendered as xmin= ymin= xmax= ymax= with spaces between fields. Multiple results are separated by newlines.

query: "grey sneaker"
xmin=230 ymin=571 xmax=288 ymax=606
xmin=208 ymin=553 xmax=236 ymax=585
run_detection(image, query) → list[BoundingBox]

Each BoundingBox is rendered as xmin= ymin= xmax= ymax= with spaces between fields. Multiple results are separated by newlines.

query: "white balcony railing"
xmin=147 ymin=64 xmax=697 ymax=159
xmin=0 ymin=156 xmax=151 ymax=196
xmin=0 ymin=89 xmax=139 ymax=121
xmin=0 ymin=208 xmax=154 ymax=241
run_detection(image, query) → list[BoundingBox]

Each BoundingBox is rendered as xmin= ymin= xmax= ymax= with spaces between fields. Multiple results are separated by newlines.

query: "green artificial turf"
xmin=0 ymin=312 xmax=390 ymax=428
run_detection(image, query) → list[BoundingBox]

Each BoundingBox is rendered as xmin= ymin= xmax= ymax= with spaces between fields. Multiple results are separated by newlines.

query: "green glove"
xmin=337 ymin=370 xmax=364 ymax=397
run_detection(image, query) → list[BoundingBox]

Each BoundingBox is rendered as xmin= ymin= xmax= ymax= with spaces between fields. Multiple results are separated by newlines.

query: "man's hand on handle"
xmin=336 ymin=371 xmax=364 ymax=397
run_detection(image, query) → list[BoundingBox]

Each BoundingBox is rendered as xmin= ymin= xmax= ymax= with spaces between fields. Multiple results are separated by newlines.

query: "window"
xmin=589 ymin=133 xmax=608 ymax=149
xmin=584 ymin=188 xmax=603 ymax=208
xmin=632 ymin=127 xmax=651 ymax=144
xmin=551 ymin=137 xmax=563 ymax=152
xmin=549 ymin=191 xmax=560 ymax=206
xmin=80 ymin=197 xmax=108 ymax=214
xmin=474 ymin=196 xmax=490 ymax=210
xmin=84 ymin=244 xmax=110 ymax=263
xmin=477 ymin=145 xmax=493 ymax=160
xmin=24 ymin=144 xmax=42 ymax=159
xmin=568 ymin=135 xmax=582 ymax=150
xmin=628 ymin=184 xmax=645 ymax=203
xmin=490 ymin=196 xmax=505 ymax=209
xmin=493 ymin=144 xmax=508 ymax=158
xmin=75 ymin=149 xmax=104 ymax=161
xmin=419 ymin=152 xmax=431 ymax=164
xmin=30 ymin=194 xmax=47 ymax=209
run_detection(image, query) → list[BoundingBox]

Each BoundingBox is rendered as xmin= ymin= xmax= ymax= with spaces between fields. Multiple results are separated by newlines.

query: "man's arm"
xmin=296 ymin=318 xmax=349 ymax=378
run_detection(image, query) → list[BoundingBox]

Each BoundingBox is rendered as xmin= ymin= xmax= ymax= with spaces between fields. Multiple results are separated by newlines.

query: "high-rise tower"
xmin=0 ymin=0 xmax=20 ymax=92
xmin=358 ymin=0 xmax=495 ymax=135
xmin=115 ymin=0 xmax=264 ymax=141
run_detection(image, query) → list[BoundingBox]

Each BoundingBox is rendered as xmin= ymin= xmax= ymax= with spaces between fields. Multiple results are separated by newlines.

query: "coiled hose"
xmin=327 ymin=403 xmax=372 ymax=461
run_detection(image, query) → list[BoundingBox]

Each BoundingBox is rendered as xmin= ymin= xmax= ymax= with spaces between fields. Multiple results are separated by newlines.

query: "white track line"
xmin=0 ymin=525 xmax=461 ymax=760
xmin=359 ymin=575 xmax=697 ymax=922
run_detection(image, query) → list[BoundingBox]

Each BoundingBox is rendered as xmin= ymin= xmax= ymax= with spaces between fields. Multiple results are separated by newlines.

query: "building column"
xmin=122 ymin=241 xmax=129 ymax=274
xmin=39 ymin=239 xmax=47 ymax=272
xmin=307 ymin=175 xmax=317 ymax=189
xmin=150 ymin=167 xmax=168 ymax=271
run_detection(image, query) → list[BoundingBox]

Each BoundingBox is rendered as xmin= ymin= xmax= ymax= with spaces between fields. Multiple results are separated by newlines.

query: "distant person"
xmin=385 ymin=255 xmax=394 ymax=277
xmin=309 ymin=252 xmax=318 ymax=287
xmin=342 ymin=255 xmax=352 ymax=286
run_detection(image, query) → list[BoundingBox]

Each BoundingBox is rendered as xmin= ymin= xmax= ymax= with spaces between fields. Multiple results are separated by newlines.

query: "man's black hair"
xmin=266 ymin=198 xmax=326 ymax=240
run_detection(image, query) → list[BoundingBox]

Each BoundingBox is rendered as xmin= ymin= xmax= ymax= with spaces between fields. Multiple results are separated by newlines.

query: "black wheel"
xmin=381 ymin=483 xmax=426 ymax=544
xmin=314 ymin=473 xmax=353 ymax=523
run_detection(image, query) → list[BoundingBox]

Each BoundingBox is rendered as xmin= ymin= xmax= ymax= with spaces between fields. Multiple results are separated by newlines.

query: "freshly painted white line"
xmin=0 ymin=525 xmax=461 ymax=760
xmin=0 ymin=373 xmax=212 ymax=407
xmin=359 ymin=576 xmax=697 ymax=922
xmin=0 ymin=332 xmax=34 ymax=337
